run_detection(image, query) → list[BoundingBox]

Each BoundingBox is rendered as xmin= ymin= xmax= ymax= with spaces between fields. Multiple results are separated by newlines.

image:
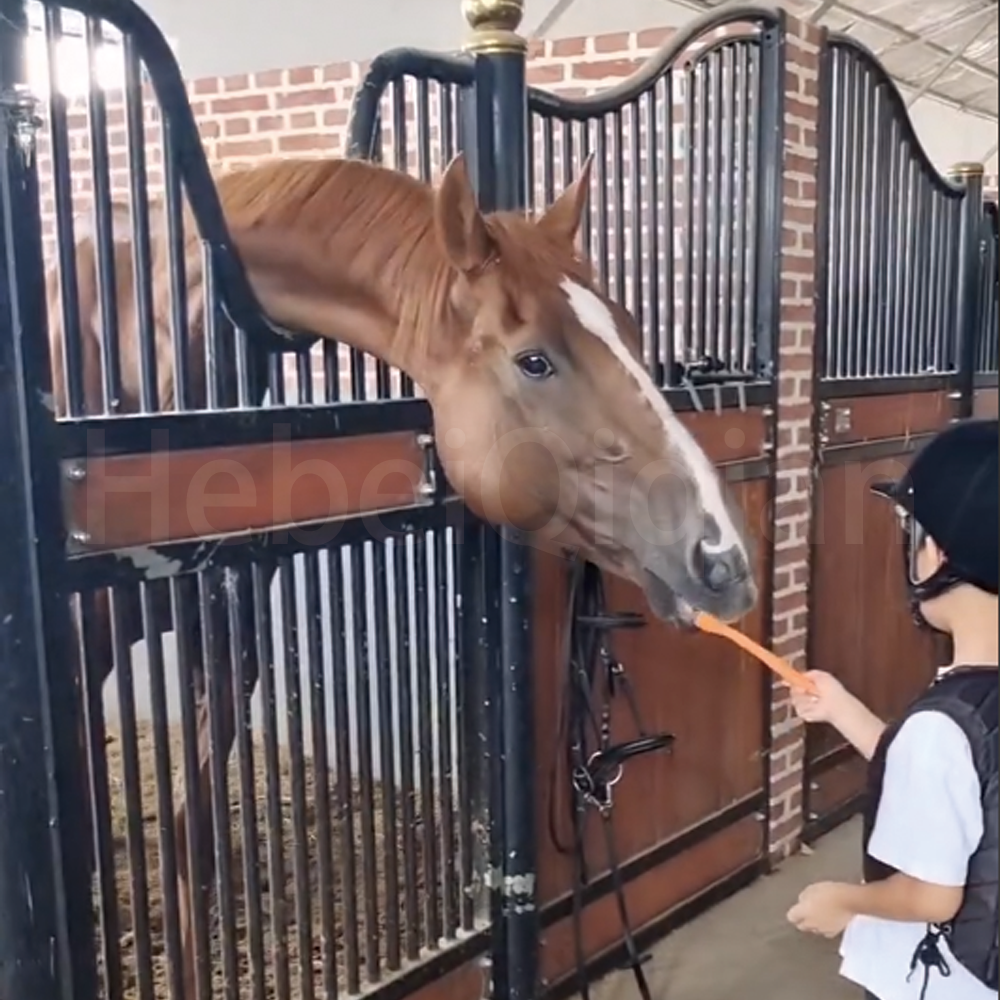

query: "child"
xmin=786 ymin=418 xmax=998 ymax=1000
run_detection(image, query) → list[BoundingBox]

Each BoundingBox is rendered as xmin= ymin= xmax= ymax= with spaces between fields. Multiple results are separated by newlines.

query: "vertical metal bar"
xmin=950 ymin=163 xmax=985 ymax=417
xmin=434 ymin=529 xmax=458 ymax=939
xmin=42 ymin=5 xmax=85 ymax=416
xmin=709 ymin=49 xmax=724 ymax=366
xmin=141 ymin=583 xmax=185 ymax=1000
xmin=629 ymin=101 xmax=643 ymax=346
xmin=694 ymin=60 xmax=709 ymax=362
xmin=812 ymin=37 xmax=835 ymax=384
xmin=301 ymin=550 xmax=337 ymax=998
xmin=392 ymin=538 xmax=421 ymax=961
xmin=85 ymin=16 xmax=123 ymax=413
xmin=612 ymin=110 xmax=626 ymax=307
xmin=0 ymin=9 xmax=100 ymax=997
xmin=719 ymin=46 xmax=736 ymax=372
xmin=122 ymin=34 xmax=159 ymax=412
xmin=350 ymin=544 xmax=381 ymax=983
xmin=878 ymin=117 xmax=902 ymax=376
xmin=646 ymin=89 xmax=662 ymax=382
xmin=163 ymin=118 xmax=191 ymax=410
xmin=371 ymin=541 xmax=401 ymax=973
xmin=224 ymin=570 xmax=266 ymax=1000
xmin=328 ymin=548 xmax=361 ymax=993
xmin=842 ymin=56 xmax=865 ymax=378
xmin=733 ymin=45 xmax=749 ymax=376
xmin=251 ymin=562 xmax=291 ymax=1000
xmin=595 ymin=120 xmax=610 ymax=291
xmin=413 ymin=531 xmax=441 ymax=949
xmin=465 ymin=5 xmax=538 ymax=994
xmin=276 ymin=556 xmax=314 ymax=1000
xmin=392 ymin=78 xmax=414 ymax=398
xmin=683 ymin=64 xmax=697 ymax=368
xmin=853 ymin=67 xmax=876 ymax=377
xmin=170 ymin=578 xmax=212 ymax=1000
xmin=76 ymin=598 xmax=123 ymax=999
xmin=109 ymin=589 xmax=156 ymax=1000
xmin=752 ymin=21 xmax=784 ymax=379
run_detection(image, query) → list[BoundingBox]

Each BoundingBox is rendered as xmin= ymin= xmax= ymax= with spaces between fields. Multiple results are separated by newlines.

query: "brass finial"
xmin=463 ymin=0 xmax=527 ymax=54
xmin=948 ymin=162 xmax=986 ymax=179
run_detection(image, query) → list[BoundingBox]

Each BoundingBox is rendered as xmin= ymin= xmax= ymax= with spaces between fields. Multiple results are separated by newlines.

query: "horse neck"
xmin=221 ymin=168 xmax=461 ymax=395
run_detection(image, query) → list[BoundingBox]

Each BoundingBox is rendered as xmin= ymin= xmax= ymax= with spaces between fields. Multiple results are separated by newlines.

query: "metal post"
xmin=752 ymin=14 xmax=786 ymax=381
xmin=949 ymin=161 xmax=985 ymax=420
xmin=0 ymin=3 xmax=97 ymax=998
xmin=462 ymin=3 xmax=538 ymax=999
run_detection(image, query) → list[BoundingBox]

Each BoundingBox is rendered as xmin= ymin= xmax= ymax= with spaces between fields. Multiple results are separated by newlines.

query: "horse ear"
xmin=538 ymin=153 xmax=593 ymax=246
xmin=435 ymin=153 xmax=495 ymax=274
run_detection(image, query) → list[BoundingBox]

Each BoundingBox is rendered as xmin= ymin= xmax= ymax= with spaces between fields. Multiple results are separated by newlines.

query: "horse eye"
xmin=515 ymin=351 xmax=555 ymax=379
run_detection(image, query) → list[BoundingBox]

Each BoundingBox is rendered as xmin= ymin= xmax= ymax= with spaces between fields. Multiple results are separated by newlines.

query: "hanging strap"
xmin=547 ymin=558 xmax=675 ymax=999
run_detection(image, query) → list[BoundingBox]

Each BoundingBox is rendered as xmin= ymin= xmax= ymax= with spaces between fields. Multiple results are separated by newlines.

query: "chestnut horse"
xmin=46 ymin=152 xmax=757 ymax=996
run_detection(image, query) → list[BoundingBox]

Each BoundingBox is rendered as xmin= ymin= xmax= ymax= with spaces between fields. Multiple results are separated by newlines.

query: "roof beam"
xmin=531 ymin=0 xmax=580 ymax=39
xmin=874 ymin=2 xmax=998 ymax=58
xmin=809 ymin=0 xmax=838 ymax=23
xmin=835 ymin=1 xmax=998 ymax=85
xmin=906 ymin=13 xmax=996 ymax=108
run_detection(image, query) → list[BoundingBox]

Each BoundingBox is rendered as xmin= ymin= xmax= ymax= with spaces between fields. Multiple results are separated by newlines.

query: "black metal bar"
xmin=392 ymin=536 xmax=421 ymax=962
xmin=470 ymin=35 xmax=539 ymax=999
xmin=413 ymin=530 xmax=441 ymax=951
xmin=645 ymin=88 xmax=662 ymax=382
xmin=694 ymin=60 xmax=709 ymax=363
xmin=708 ymin=49 xmax=724 ymax=366
xmin=719 ymin=46 xmax=735 ymax=372
xmin=733 ymin=43 xmax=750 ymax=376
xmin=952 ymin=168 xmax=985 ymax=417
xmin=141 ymin=582 xmax=185 ymax=1000
xmin=752 ymin=21 xmax=783 ymax=379
xmin=434 ymin=529 xmax=458 ymax=940
xmin=251 ymin=561 xmax=292 ymax=1000
xmin=122 ymin=33 xmax=159 ymax=412
xmin=109 ymin=588 xmax=156 ymax=1000
xmin=225 ymin=568 xmax=267 ymax=1000
xmin=351 ymin=543 xmax=382 ymax=984
xmin=372 ymin=540 xmax=401 ymax=974
xmin=0 ymin=5 xmax=98 ymax=997
xmin=328 ymin=548 xmax=361 ymax=993
xmin=199 ymin=569 xmax=240 ymax=1000
xmin=42 ymin=5 xmax=85 ymax=417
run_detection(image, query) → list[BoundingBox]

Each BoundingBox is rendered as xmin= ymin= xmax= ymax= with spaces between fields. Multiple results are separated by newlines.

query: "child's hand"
xmin=790 ymin=670 xmax=849 ymax=725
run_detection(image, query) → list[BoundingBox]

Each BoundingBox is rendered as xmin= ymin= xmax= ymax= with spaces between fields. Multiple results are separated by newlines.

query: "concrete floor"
xmin=593 ymin=819 xmax=865 ymax=1000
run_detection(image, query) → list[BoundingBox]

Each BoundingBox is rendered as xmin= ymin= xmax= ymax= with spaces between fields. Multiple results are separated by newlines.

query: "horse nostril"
xmin=698 ymin=544 xmax=747 ymax=593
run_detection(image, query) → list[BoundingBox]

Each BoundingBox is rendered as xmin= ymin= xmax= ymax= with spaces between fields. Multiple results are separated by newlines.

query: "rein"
xmin=548 ymin=556 xmax=676 ymax=999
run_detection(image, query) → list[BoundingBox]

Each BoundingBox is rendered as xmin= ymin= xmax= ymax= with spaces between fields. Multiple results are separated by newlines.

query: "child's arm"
xmin=790 ymin=670 xmax=886 ymax=760
xmin=788 ymin=873 xmax=963 ymax=938
xmin=838 ymin=873 xmax=963 ymax=924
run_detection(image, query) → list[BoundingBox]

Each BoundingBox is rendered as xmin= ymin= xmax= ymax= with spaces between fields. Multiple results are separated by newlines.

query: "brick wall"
xmin=767 ymin=14 xmax=822 ymax=865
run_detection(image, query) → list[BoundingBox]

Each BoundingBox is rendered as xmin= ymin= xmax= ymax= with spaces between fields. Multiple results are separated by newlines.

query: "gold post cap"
xmin=948 ymin=161 xmax=985 ymax=178
xmin=463 ymin=0 xmax=527 ymax=54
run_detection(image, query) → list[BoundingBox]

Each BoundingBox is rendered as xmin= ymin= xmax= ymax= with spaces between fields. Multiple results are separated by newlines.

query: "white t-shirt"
xmin=838 ymin=705 xmax=996 ymax=1000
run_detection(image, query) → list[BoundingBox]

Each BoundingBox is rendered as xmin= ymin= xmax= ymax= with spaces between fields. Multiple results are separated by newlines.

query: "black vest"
xmin=863 ymin=667 xmax=999 ymax=992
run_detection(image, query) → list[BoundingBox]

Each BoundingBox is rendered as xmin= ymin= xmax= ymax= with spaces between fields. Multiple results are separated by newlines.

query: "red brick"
xmin=637 ymin=27 xmax=675 ymax=49
xmin=594 ymin=32 xmax=632 ymax=53
xmin=322 ymin=62 xmax=355 ymax=82
xmin=550 ymin=37 xmax=587 ymax=57
xmin=571 ymin=58 xmax=643 ymax=80
xmin=277 ymin=133 xmax=338 ymax=153
xmin=289 ymin=66 xmax=318 ymax=85
xmin=275 ymin=87 xmax=337 ymax=109
xmin=192 ymin=77 xmax=219 ymax=96
xmin=216 ymin=139 xmax=274 ymax=159
xmin=211 ymin=94 xmax=270 ymax=115
xmin=527 ymin=64 xmax=567 ymax=86
xmin=222 ymin=74 xmax=251 ymax=93
xmin=254 ymin=69 xmax=284 ymax=88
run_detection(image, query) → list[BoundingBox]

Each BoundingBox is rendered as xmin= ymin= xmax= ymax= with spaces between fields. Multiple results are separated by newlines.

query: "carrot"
xmin=695 ymin=612 xmax=819 ymax=696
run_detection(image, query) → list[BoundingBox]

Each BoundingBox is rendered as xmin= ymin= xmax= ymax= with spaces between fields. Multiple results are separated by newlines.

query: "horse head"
xmin=424 ymin=155 xmax=758 ymax=625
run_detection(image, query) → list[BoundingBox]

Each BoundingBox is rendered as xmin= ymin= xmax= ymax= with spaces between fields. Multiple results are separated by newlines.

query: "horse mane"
xmin=215 ymin=158 xmax=456 ymax=366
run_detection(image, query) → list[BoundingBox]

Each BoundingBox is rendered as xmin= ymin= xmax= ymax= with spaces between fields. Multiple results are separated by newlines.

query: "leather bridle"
xmin=548 ymin=556 xmax=677 ymax=999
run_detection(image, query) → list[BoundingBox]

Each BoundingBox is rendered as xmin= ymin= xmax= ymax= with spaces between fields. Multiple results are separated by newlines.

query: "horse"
xmin=45 ymin=151 xmax=758 ymax=997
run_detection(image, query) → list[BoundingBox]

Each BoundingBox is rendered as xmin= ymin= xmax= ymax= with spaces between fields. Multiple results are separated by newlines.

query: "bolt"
xmin=65 ymin=462 xmax=87 ymax=482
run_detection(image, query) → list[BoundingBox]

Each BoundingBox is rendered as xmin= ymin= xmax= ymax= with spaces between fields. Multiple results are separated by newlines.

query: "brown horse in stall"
xmin=47 ymin=152 xmax=758 ymax=996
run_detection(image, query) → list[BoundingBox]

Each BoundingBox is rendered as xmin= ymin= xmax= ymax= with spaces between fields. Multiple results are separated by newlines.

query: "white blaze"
xmin=561 ymin=277 xmax=742 ymax=554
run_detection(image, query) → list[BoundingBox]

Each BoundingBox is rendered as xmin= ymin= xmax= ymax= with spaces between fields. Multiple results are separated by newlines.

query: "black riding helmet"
xmin=870 ymin=419 xmax=999 ymax=619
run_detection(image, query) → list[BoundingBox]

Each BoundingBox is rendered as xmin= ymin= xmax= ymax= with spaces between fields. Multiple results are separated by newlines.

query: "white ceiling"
xmin=656 ymin=0 xmax=998 ymax=158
